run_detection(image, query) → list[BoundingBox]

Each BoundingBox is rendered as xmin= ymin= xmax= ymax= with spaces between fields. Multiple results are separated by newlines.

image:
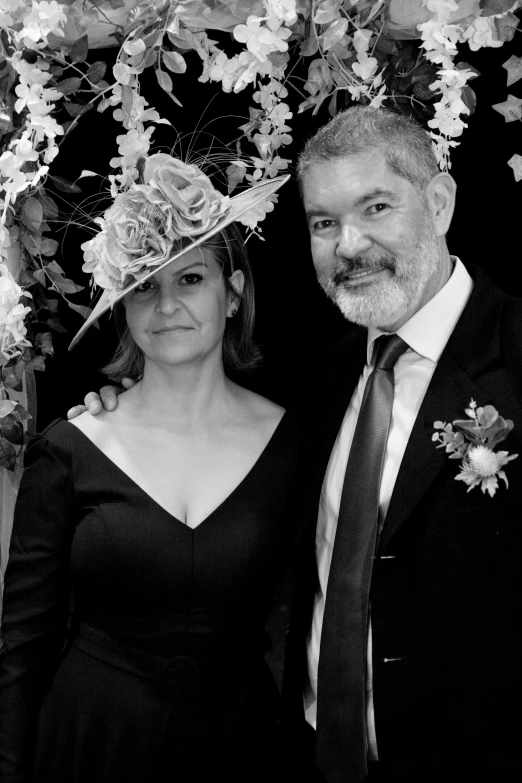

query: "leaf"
xmin=360 ymin=0 xmax=385 ymax=26
xmin=492 ymin=94 xmax=522 ymax=123
xmin=300 ymin=35 xmax=319 ymax=57
xmin=33 ymin=268 xmax=47 ymax=286
xmin=0 ymin=399 xmax=17 ymax=419
xmin=35 ymin=331 xmax=54 ymax=357
xmin=412 ymin=82 xmax=434 ymax=101
xmin=374 ymin=35 xmax=398 ymax=56
xmin=108 ymin=0 xmax=125 ymax=8
xmin=1 ymin=361 xmax=25 ymax=390
xmin=226 ymin=163 xmax=247 ymax=193
xmin=495 ymin=12 xmax=519 ymax=42
xmin=22 ymin=197 xmax=43 ymax=231
xmin=155 ymin=68 xmax=173 ymax=94
xmin=142 ymin=48 xmax=158 ymax=71
xmin=0 ymin=437 xmax=17 ymax=470
xmin=78 ymin=170 xmax=99 ymax=179
xmin=123 ymin=38 xmax=146 ymax=56
xmin=507 ymin=153 xmax=522 ymax=182
xmin=121 ymin=84 xmax=134 ymax=118
xmin=55 ymin=77 xmax=82 ymax=96
xmin=45 ymin=261 xmax=84 ymax=294
xmin=502 ymin=55 xmax=522 ymax=87
xmin=45 ymin=318 xmax=67 ymax=334
xmin=64 ymin=102 xmax=87 ymax=118
xmin=322 ymin=18 xmax=348 ymax=52
xmin=26 ymin=355 xmax=46 ymax=372
xmin=479 ymin=0 xmax=516 ymax=16
xmin=70 ymin=34 xmax=89 ymax=63
xmin=66 ymin=301 xmax=93 ymax=320
xmin=3 ymin=403 xmax=31 ymax=424
xmin=86 ymin=61 xmax=106 ymax=84
xmin=0 ymin=416 xmax=24 ymax=445
xmin=313 ymin=0 xmax=343 ymax=25
xmin=40 ymin=193 xmax=59 ymax=219
xmin=393 ymin=45 xmax=416 ymax=74
xmin=40 ymin=238 xmax=59 ymax=256
xmin=51 ymin=176 xmax=82 ymax=194
xmin=162 ymin=50 xmax=187 ymax=74
xmin=461 ymin=85 xmax=476 ymax=115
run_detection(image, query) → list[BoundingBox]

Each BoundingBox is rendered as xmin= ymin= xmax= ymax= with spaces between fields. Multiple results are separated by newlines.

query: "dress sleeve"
xmin=0 ymin=428 xmax=75 ymax=782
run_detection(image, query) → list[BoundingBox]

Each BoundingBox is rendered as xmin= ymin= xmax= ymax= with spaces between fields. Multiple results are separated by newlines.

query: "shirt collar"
xmin=367 ymin=257 xmax=473 ymax=365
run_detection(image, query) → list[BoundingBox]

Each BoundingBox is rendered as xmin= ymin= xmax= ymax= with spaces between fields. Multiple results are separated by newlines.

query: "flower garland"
xmin=1 ymin=0 xmax=522 ymax=470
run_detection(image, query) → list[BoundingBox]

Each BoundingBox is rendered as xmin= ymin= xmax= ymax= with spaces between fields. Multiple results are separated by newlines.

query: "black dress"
xmin=0 ymin=414 xmax=300 ymax=783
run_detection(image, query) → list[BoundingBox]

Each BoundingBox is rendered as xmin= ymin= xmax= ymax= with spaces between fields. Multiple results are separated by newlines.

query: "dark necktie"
xmin=316 ymin=334 xmax=408 ymax=783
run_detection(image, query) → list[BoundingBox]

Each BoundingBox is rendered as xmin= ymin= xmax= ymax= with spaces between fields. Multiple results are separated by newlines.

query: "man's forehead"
xmin=302 ymin=150 xmax=405 ymax=208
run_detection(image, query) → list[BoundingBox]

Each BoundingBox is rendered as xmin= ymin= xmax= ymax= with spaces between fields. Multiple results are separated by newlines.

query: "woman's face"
xmin=124 ymin=246 xmax=244 ymax=370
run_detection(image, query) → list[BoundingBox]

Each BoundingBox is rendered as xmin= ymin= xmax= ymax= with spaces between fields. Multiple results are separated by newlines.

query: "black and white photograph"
xmin=1 ymin=2 xmax=522 ymax=781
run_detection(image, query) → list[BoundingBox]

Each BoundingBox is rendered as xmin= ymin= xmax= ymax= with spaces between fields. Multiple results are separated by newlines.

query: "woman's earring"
xmin=229 ymin=308 xmax=238 ymax=317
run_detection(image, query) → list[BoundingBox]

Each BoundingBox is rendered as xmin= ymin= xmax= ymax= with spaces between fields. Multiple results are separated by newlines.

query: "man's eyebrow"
xmin=305 ymin=188 xmax=398 ymax=220
xmin=354 ymin=188 xmax=397 ymax=207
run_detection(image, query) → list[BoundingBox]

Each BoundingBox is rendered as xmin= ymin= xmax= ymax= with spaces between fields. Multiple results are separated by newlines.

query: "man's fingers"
xmin=84 ymin=392 xmax=103 ymax=414
xmin=121 ymin=377 xmax=136 ymax=390
xmin=100 ymin=385 xmax=120 ymax=411
xmin=67 ymin=405 xmax=87 ymax=420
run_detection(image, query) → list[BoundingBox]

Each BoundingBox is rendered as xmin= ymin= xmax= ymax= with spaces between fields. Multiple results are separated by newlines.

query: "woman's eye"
xmin=180 ymin=273 xmax=203 ymax=285
xmin=134 ymin=280 xmax=155 ymax=293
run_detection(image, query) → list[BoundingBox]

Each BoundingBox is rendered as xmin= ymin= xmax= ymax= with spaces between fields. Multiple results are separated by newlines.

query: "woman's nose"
xmin=154 ymin=288 xmax=182 ymax=315
xmin=336 ymin=223 xmax=372 ymax=259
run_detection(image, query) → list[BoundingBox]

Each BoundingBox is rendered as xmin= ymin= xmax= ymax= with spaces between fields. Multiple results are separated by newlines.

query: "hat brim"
xmin=69 ymin=174 xmax=290 ymax=350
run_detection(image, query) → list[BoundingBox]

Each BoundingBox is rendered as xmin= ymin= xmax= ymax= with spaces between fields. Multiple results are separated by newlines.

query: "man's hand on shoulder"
xmin=66 ymin=378 xmax=135 ymax=419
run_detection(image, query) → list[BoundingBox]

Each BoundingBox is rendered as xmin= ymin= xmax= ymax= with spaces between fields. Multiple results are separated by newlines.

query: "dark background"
xmin=34 ymin=33 xmax=522 ymax=430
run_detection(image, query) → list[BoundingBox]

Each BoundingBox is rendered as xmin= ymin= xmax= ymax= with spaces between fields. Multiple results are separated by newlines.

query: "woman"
xmin=0 ymin=156 xmax=297 ymax=782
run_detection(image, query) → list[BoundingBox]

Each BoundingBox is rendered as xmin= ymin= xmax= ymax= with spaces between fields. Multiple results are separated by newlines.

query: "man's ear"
xmin=425 ymin=172 xmax=456 ymax=237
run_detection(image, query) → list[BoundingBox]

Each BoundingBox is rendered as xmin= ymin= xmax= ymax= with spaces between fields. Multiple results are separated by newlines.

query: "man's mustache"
xmin=332 ymin=255 xmax=396 ymax=285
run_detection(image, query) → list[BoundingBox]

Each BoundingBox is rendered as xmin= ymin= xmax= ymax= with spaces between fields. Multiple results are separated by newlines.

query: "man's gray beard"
xmin=318 ymin=231 xmax=440 ymax=330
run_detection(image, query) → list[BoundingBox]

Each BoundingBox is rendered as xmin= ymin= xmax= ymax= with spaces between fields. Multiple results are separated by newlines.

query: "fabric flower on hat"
xmin=141 ymin=154 xmax=230 ymax=238
xmin=82 ymin=155 xmax=231 ymax=300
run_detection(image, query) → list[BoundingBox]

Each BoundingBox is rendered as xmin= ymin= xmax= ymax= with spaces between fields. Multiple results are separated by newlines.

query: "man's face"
xmin=302 ymin=149 xmax=445 ymax=331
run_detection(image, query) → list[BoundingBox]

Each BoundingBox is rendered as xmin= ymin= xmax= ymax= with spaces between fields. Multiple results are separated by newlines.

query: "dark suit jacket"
xmin=282 ymin=266 xmax=522 ymax=782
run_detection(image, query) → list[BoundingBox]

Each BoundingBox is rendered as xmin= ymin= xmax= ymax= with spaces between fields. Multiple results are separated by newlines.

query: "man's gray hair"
xmin=297 ymin=106 xmax=439 ymax=194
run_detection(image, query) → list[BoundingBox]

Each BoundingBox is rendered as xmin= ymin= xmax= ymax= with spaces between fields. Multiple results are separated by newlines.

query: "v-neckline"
xmin=64 ymin=412 xmax=288 ymax=532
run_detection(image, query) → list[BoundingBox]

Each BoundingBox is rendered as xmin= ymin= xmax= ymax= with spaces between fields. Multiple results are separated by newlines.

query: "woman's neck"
xmin=120 ymin=359 xmax=235 ymax=431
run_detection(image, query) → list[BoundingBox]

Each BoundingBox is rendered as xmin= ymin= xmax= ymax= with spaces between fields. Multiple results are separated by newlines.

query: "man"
xmin=281 ymin=106 xmax=522 ymax=782
xmin=71 ymin=107 xmax=522 ymax=781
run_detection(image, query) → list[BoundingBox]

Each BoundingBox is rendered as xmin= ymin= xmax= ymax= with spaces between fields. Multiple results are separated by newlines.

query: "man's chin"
xmin=333 ymin=289 xmax=408 ymax=329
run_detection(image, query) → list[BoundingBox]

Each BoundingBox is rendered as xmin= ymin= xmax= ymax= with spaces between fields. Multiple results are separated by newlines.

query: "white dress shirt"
xmin=304 ymin=258 xmax=473 ymax=759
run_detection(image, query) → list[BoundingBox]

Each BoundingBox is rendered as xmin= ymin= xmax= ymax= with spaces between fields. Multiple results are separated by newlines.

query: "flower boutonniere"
xmin=432 ymin=400 xmax=519 ymax=498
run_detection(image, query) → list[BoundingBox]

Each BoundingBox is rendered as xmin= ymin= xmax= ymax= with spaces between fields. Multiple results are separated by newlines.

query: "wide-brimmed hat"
xmin=69 ymin=154 xmax=290 ymax=349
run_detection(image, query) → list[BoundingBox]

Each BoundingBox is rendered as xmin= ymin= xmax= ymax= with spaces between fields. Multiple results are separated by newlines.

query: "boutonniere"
xmin=432 ymin=399 xmax=518 ymax=497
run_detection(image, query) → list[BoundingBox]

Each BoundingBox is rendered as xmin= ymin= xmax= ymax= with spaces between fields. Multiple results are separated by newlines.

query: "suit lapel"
xmin=379 ymin=265 xmax=505 ymax=551
xmin=378 ymin=353 xmax=485 ymax=550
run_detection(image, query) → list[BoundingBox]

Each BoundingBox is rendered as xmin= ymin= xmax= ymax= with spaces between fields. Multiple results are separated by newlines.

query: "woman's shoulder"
xmin=27 ymin=413 xmax=108 ymax=462
xmin=22 ymin=418 xmax=76 ymax=470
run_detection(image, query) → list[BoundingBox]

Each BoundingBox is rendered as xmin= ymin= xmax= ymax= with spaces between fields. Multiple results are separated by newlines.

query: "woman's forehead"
xmin=154 ymin=246 xmax=219 ymax=280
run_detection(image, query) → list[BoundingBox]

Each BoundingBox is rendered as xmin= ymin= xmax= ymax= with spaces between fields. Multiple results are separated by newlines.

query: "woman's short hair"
xmin=297 ymin=105 xmax=439 ymax=195
xmin=101 ymin=222 xmax=261 ymax=382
